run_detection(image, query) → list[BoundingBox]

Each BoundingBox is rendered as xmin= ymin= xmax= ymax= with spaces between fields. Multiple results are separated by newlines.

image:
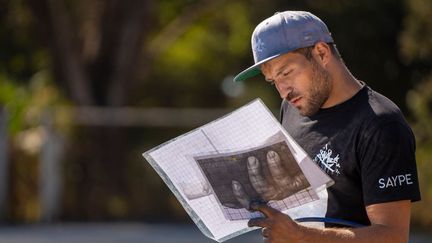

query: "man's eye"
xmin=283 ymin=70 xmax=293 ymax=77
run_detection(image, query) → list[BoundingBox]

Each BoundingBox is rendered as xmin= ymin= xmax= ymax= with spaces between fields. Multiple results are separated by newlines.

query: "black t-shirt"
xmin=280 ymin=84 xmax=421 ymax=226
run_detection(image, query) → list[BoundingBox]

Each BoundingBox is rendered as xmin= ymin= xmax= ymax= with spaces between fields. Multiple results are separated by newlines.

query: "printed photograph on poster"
xmin=194 ymin=141 xmax=310 ymax=209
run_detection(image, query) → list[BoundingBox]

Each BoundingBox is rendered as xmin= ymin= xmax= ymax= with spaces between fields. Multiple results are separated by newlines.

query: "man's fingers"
xmin=248 ymin=217 xmax=271 ymax=228
xmin=262 ymin=227 xmax=270 ymax=237
xmin=250 ymin=203 xmax=279 ymax=218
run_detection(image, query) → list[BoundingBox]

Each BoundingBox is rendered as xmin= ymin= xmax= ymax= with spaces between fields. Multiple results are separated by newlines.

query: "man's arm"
xmin=248 ymin=200 xmax=411 ymax=243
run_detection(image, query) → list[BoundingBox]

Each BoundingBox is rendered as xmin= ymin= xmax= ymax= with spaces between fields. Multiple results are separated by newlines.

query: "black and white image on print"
xmin=195 ymin=140 xmax=310 ymax=211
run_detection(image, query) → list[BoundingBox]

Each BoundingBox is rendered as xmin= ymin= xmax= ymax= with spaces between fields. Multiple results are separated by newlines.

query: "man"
xmin=233 ymin=11 xmax=421 ymax=242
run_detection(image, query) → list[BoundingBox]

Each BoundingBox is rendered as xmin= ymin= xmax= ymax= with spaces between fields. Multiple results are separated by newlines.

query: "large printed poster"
xmin=143 ymin=99 xmax=333 ymax=242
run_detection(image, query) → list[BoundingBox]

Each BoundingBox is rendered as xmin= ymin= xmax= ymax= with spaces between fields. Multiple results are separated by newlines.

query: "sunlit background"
xmin=0 ymin=0 xmax=431 ymax=242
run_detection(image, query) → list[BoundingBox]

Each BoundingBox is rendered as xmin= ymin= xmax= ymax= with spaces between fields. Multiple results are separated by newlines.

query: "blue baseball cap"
xmin=233 ymin=11 xmax=334 ymax=82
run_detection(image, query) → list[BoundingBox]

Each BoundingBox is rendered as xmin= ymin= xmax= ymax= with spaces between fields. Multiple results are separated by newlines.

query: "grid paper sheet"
xmin=143 ymin=99 xmax=333 ymax=242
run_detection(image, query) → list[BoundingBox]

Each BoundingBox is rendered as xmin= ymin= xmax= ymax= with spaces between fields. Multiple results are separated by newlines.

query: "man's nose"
xmin=274 ymin=81 xmax=290 ymax=99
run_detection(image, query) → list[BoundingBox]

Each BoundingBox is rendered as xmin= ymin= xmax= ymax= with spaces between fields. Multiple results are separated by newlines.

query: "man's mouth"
xmin=285 ymin=90 xmax=302 ymax=106
xmin=289 ymin=96 xmax=301 ymax=105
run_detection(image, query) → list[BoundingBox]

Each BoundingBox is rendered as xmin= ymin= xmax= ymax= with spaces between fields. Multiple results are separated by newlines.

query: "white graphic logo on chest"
xmin=313 ymin=143 xmax=341 ymax=175
xmin=378 ymin=174 xmax=413 ymax=189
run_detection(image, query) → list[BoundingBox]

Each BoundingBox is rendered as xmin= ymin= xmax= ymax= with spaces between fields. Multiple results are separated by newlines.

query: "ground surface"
xmin=0 ymin=223 xmax=429 ymax=243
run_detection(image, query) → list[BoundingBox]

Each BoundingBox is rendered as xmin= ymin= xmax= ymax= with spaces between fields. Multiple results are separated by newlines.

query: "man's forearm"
xmin=294 ymin=224 xmax=408 ymax=243
xmin=248 ymin=201 xmax=411 ymax=243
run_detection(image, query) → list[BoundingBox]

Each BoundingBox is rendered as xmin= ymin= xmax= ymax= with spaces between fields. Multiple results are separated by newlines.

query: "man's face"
xmin=261 ymin=50 xmax=332 ymax=116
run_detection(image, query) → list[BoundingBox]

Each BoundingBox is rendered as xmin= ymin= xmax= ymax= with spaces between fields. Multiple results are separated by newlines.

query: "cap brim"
xmin=233 ymin=53 xmax=282 ymax=82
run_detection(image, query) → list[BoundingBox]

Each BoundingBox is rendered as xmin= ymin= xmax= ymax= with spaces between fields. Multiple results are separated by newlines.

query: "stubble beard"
xmin=298 ymin=59 xmax=332 ymax=117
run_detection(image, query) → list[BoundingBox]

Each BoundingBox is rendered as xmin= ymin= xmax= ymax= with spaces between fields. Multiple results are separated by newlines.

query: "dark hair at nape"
xmin=293 ymin=43 xmax=343 ymax=63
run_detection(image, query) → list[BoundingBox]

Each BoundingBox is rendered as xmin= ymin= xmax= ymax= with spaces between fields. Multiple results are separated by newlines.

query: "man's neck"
xmin=322 ymin=61 xmax=362 ymax=108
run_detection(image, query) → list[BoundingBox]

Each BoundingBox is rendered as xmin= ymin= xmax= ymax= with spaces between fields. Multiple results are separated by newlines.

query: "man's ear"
xmin=313 ymin=42 xmax=331 ymax=67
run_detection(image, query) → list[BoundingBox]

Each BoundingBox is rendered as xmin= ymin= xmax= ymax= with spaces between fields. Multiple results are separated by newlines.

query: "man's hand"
xmin=248 ymin=203 xmax=301 ymax=243
xmin=247 ymin=200 xmax=412 ymax=243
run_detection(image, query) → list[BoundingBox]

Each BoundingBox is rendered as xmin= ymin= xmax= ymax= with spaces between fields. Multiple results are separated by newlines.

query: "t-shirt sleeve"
xmin=359 ymin=120 xmax=421 ymax=206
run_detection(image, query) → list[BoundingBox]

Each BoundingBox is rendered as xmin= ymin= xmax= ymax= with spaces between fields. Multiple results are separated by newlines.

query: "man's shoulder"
xmin=351 ymin=86 xmax=415 ymax=147
xmin=279 ymin=85 xmax=410 ymax=131
xmin=363 ymin=86 xmax=408 ymax=127
xmin=366 ymin=87 xmax=401 ymax=117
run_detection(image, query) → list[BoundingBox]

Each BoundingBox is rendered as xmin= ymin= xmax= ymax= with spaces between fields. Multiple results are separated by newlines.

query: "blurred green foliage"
xmin=0 ymin=0 xmax=431 ymax=228
xmin=407 ymin=76 xmax=432 ymax=228
xmin=0 ymin=79 xmax=29 ymax=135
xmin=401 ymin=0 xmax=432 ymax=229
xmin=0 ymin=75 xmax=70 ymax=222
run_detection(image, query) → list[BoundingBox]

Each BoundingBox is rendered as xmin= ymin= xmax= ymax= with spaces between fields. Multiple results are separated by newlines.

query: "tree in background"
xmin=1 ymin=0 xmax=431 ymax=226
xmin=0 ymin=0 xmax=71 ymax=222
xmin=1 ymin=0 xmax=157 ymax=221
xmin=3 ymin=0 xmax=260 ymax=221
xmin=400 ymin=0 xmax=432 ymax=229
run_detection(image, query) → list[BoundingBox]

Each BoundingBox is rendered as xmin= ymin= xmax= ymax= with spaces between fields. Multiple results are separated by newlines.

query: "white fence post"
xmin=40 ymin=111 xmax=64 ymax=222
xmin=0 ymin=107 xmax=8 ymax=220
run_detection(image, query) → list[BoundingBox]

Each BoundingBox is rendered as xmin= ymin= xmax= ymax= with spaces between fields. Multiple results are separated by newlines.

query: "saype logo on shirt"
xmin=313 ymin=143 xmax=341 ymax=176
xmin=378 ymin=174 xmax=413 ymax=189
